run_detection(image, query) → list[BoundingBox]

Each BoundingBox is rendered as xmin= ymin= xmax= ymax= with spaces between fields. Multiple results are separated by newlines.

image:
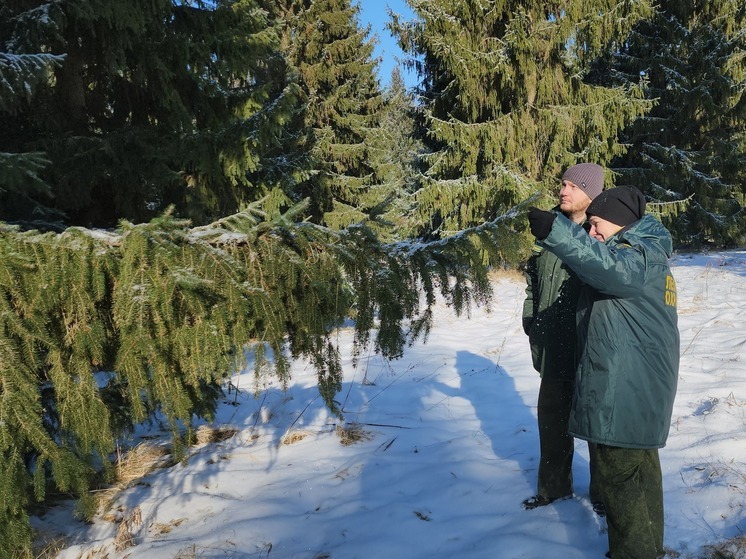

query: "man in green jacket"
xmin=522 ymin=162 xmax=604 ymax=510
xmin=527 ymin=186 xmax=680 ymax=559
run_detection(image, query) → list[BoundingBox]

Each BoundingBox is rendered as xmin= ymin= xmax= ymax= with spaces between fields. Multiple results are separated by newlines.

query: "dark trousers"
xmin=537 ymin=376 xmax=601 ymax=502
xmin=596 ymin=445 xmax=664 ymax=559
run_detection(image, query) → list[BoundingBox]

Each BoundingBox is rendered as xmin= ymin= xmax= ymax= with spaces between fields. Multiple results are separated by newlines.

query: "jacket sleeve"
xmin=521 ymin=250 xmax=539 ymax=335
xmin=539 ymin=213 xmax=647 ymax=298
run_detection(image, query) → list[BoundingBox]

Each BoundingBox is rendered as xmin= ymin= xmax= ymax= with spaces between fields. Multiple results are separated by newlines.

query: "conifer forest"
xmin=1 ymin=1 xmax=745 ymax=555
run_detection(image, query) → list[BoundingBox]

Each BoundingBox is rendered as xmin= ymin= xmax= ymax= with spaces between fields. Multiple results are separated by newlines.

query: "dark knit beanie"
xmin=586 ymin=186 xmax=646 ymax=227
xmin=562 ymin=163 xmax=604 ymax=200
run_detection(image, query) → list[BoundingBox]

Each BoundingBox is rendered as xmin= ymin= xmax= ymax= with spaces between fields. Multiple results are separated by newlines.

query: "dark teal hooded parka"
xmin=539 ymin=213 xmax=680 ymax=449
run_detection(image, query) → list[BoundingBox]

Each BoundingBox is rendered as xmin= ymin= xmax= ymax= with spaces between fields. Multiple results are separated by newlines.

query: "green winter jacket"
xmin=522 ymin=242 xmax=583 ymax=381
xmin=540 ymin=213 xmax=680 ymax=449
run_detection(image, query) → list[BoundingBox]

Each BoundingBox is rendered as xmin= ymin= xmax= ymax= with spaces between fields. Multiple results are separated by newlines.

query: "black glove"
xmin=527 ymin=207 xmax=555 ymax=240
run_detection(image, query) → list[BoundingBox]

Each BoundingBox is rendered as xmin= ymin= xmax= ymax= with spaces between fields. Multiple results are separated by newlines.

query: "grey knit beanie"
xmin=562 ymin=163 xmax=604 ymax=200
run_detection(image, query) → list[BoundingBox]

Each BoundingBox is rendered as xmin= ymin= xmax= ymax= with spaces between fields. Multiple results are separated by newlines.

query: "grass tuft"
xmin=336 ymin=422 xmax=373 ymax=446
xmin=98 ymin=443 xmax=171 ymax=515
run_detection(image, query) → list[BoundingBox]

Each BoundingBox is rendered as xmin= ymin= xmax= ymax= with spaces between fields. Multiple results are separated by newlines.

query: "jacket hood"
xmin=612 ymin=214 xmax=673 ymax=257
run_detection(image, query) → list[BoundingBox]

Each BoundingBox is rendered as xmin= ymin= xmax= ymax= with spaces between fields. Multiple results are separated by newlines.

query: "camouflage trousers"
xmin=537 ymin=377 xmax=601 ymax=503
xmin=595 ymin=445 xmax=664 ymax=559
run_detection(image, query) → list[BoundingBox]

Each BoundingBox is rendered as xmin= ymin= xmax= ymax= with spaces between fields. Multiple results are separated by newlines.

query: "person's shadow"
xmin=450 ymin=350 xmax=597 ymax=508
xmin=449 ymin=350 xmax=538 ymax=491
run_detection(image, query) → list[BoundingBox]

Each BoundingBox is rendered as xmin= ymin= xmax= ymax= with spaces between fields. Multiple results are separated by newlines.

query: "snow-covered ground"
xmin=38 ymin=250 xmax=745 ymax=558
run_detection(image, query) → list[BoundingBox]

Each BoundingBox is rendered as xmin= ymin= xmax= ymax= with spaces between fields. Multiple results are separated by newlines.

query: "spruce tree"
xmin=0 ymin=196 xmax=513 ymax=555
xmin=282 ymin=0 xmax=389 ymax=229
xmin=605 ymin=0 xmax=746 ymax=246
xmin=366 ymin=67 xmax=426 ymax=239
xmin=391 ymin=0 xmax=655 ymax=242
xmin=0 ymin=46 xmax=64 ymax=223
xmin=0 ymin=0 xmax=300 ymax=227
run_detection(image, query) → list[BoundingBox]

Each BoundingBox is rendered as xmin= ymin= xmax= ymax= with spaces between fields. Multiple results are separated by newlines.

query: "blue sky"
xmin=356 ymin=0 xmax=418 ymax=89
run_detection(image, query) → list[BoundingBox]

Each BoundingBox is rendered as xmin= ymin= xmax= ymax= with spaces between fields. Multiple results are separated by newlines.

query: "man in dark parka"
xmin=527 ymin=186 xmax=680 ymax=559
xmin=521 ymin=162 xmax=604 ymax=510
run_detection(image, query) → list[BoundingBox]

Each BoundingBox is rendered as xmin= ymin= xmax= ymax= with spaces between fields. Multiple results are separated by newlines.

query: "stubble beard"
xmin=560 ymin=201 xmax=591 ymax=224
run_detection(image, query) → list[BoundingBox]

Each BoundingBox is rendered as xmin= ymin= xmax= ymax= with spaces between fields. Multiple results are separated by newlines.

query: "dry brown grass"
xmin=114 ymin=444 xmax=170 ymax=486
xmin=194 ymin=425 xmax=238 ymax=445
xmin=97 ymin=443 xmax=171 ymax=515
xmin=113 ymin=506 xmax=142 ymax=552
xmin=33 ymin=426 xmax=239 ymax=558
xmin=150 ymin=517 xmax=187 ymax=536
xmin=488 ymin=266 xmax=524 ymax=282
xmin=280 ymin=430 xmax=309 ymax=445
xmin=98 ymin=425 xmax=237 ymax=516
xmin=336 ymin=422 xmax=373 ymax=446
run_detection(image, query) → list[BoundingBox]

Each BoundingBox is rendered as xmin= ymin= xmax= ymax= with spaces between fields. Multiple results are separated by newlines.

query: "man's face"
xmin=588 ymin=215 xmax=623 ymax=242
xmin=559 ymin=180 xmax=592 ymax=216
